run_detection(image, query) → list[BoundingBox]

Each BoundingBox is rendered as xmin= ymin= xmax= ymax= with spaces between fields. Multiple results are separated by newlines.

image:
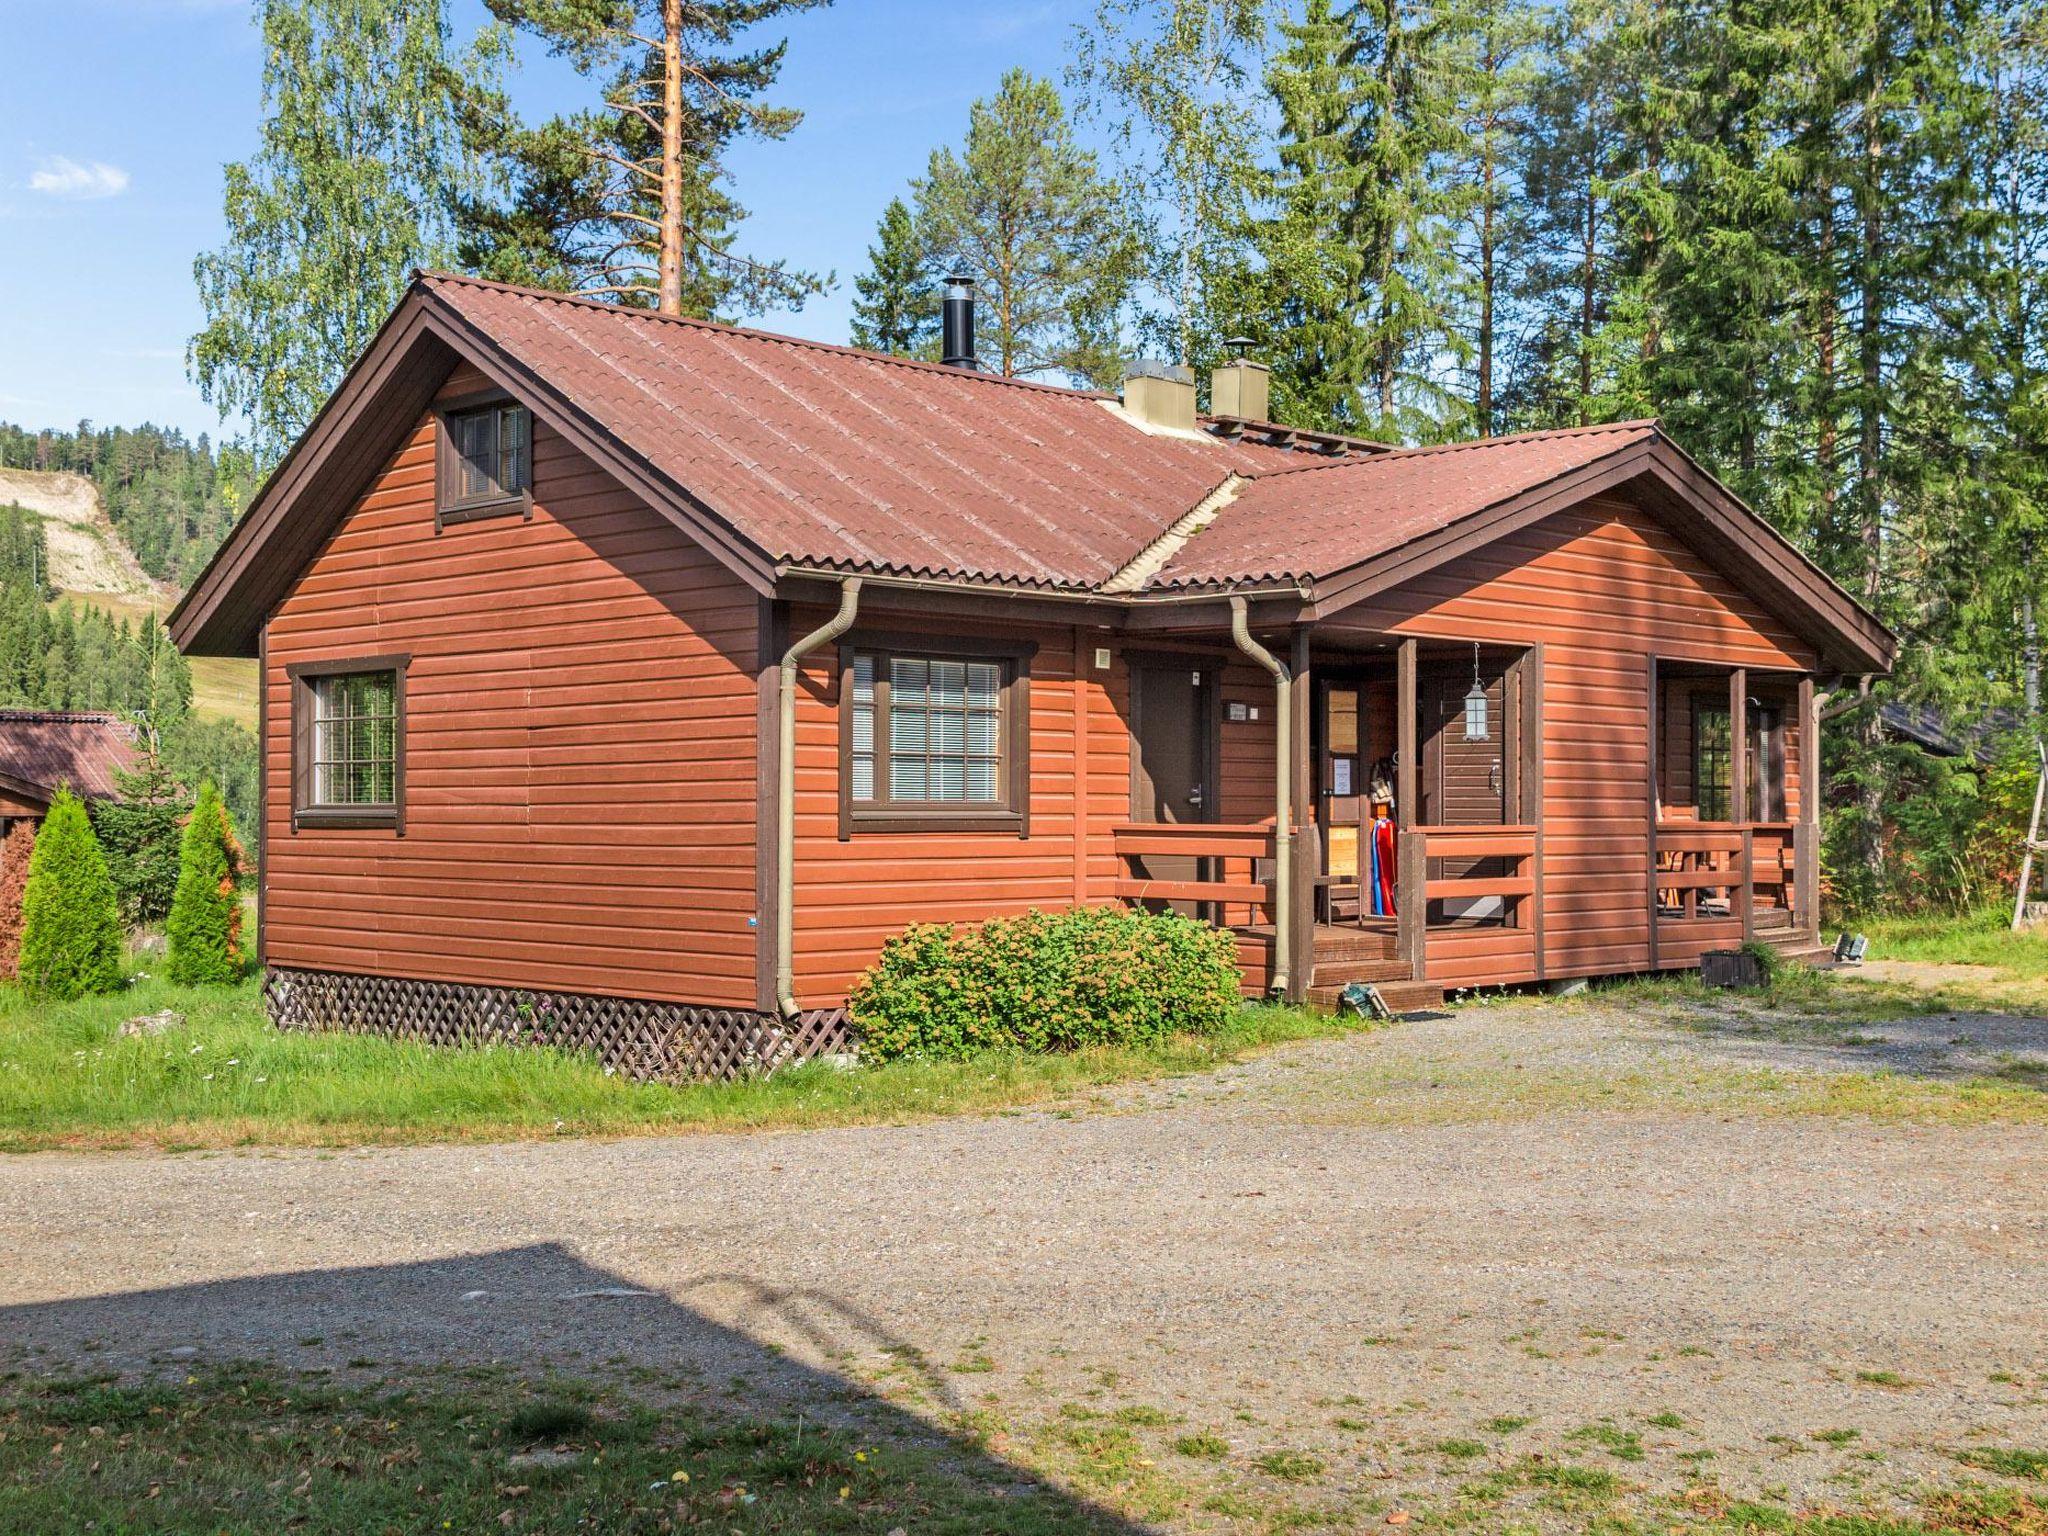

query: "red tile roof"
xmin=1149 ymin=422 xmax=1660 ymax=589
xmin=0 ymin=711 xmax=141 ymax=804
xmin=423 ymin=273 xmax=1321 ymax=591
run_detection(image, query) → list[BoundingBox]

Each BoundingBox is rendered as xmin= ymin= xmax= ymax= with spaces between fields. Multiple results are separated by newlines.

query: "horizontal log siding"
xmin=1328 ymin=494 xmax=1817 ymax=987
xmin=263 ymin=381 xmax=761 ymax=1007
xmin=789 ymin=614 xmax=1278 ymax=1003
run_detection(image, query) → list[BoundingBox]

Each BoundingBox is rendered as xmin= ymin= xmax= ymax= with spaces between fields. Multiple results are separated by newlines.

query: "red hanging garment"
xmin=1374 ymin=817 xmax=1398 ymax=916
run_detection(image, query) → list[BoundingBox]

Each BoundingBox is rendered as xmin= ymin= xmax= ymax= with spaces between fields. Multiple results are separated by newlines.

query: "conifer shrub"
xmin=847 ymin=905 xmax=1242 ymax=1062
xmin=166 ymin=780 xmax=247 ymax=985
xmin=18 ymin=789 xmax=124 ymax=1001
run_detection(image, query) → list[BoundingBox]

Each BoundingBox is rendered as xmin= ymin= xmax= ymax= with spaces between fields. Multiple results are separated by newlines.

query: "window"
xmin=437 ymin=398 xmax=531 ymax=523
xmin=838 ymin=637 xmax=1032 ymax=835
xmin=289 ymin=656 xmax=408 ymax=831
xmin=1693 ymin=699 xmax=1732 ymax=822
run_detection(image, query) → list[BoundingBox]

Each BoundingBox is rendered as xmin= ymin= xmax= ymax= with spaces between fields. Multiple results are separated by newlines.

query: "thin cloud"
xmin=28 ymin=157 xmax=131 ymax=201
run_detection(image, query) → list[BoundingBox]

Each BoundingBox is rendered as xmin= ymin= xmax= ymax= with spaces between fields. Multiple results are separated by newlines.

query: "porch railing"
xmin=1395 ymin=824 xmax=1540 ymax=973
xmin=1110 ymin=822 xmax=1275 ymax=929
xmin=1655 ymin=820 xmax=1798 ymax=932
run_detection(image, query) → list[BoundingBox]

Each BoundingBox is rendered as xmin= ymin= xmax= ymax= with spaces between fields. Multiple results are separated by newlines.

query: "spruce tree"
xmin=849 ymin=198 xmax=939 ymax=358
xmin=915 ymin=70 xmax=1137 ymax=383
xmin=166 ymin=781 xmax=247 ymax=987
xmin=18 ymin=789 xmax=123 ymax=1002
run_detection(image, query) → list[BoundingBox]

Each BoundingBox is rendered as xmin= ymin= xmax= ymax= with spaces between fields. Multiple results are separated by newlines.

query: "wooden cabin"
xmin=168 ymin=274 xmax=1895 ymax=1077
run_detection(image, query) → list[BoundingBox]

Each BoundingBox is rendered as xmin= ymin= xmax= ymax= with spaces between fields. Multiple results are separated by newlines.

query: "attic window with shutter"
xmin=436 ymin=396 xmax=532 ymax=525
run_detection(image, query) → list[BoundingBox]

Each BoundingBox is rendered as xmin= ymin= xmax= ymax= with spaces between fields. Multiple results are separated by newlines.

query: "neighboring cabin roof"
xmin=167 ymin=272 xmax=1896 ymax=674
xmin=0 ymin=710 xmax=140 ymax=808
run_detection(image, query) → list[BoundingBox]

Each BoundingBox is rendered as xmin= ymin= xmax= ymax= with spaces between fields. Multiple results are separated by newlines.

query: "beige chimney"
xmin=1210 ymin=357 xmax=1272 ymax=423
xmin=1121 ymin=361 xmax=1197 ymax=433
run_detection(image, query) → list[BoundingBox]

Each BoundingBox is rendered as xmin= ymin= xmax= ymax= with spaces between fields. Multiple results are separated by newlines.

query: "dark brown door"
xmin=1131 ymin=663 xmax=1216 ymax=911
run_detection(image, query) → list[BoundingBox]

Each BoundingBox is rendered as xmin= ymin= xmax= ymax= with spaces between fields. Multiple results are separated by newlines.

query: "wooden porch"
xmin=1110 ymin=633 xmax=1827 ymax=1007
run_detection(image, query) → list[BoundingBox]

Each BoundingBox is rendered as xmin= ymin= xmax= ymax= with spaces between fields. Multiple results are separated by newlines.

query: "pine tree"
xmin=463 ymin=0 xmax=826 ymax=319
xmin=166 ymin=781 xmax=247 ymax=987
xmin=92 ymin=739 xmax=191 ymax=927
xmin=18 ymin=789 xmax=123 ymax=1002
xmin=915 ymin=70 xmax=1137 ymax=384
xmin=849 ymin=198 xmax=938 ymax=358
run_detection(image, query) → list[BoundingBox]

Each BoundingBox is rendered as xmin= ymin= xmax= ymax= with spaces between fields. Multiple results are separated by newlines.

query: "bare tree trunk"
xmin=1816 ymin=183 xmax=1838 ymax=547
xmin=1579 ymin=166 xmax=1597 ymax=422
xmin=657 ymin=0 xmax=685 ymax=316
xmin=1478 ymin=136 xmax=1496 ymax=436
xmin=2025 ymin=578 xmax=2041 ymax=720
xmin=1854 ymin=60 xmax=1887 ymax=897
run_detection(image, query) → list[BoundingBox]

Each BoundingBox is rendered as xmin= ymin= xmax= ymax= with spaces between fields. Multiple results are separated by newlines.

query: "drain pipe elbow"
xmin=778 ymin=578 xmax=862 ymax=1018
xmin=1229 ymin=596 xmax=1293 ymax=999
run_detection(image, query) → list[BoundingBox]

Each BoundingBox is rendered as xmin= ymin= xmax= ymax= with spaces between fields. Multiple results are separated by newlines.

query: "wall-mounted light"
xmin=1462 ymin=642 xmax=1489 ymax=741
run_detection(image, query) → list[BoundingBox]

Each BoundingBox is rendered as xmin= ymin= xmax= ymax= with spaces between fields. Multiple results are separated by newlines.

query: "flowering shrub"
xmin=847 ymin=905 xmax=1242 ymax=1062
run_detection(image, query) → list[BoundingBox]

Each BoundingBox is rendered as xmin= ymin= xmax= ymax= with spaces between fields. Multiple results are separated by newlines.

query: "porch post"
xmin=1396 ymin=637 xmax=1424 ymax=978
xmin=1520 ymin=644 xmax=1547 ymax=980
xmin=1796 ymin=674 xmax=1820 ymax=939
xmin=1288 ymin=627 xmax=1316 ymax=1002
xmin=1730 ymin=666 xmax=1749 ymax=938
xmin=1646 ymin=655 xmax=1660 ymax=971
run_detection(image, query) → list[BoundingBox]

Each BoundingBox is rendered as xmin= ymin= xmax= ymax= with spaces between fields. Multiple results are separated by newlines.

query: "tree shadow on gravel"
xmin=0 ymin=1242 xmax=1149 ymax=1534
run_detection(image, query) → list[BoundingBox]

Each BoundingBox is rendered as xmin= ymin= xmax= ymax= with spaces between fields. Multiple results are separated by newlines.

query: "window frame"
xmin=287 ymin=654 xmax=410 ymax=833
xmin=435 ymin=390 xmax=534 ymax=528
xmin=1691 ymin=694 xmax=1733 ymax=823
xmin=835 ymin=632 xmax=1034 ymax=839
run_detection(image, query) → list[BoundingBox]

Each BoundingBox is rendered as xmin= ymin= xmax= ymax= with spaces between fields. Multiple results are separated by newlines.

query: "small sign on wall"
xmin=1226 ymin=701 xmax=1260 ymax=723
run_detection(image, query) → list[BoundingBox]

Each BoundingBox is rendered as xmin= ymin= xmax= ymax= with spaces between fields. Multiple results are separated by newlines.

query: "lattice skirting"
xmin=264 ymin=967 xmax=855 ymax=1083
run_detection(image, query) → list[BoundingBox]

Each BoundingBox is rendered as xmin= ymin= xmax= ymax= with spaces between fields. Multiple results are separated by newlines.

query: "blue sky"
xmin=0 ymin=0 xmax=1082 ymax=441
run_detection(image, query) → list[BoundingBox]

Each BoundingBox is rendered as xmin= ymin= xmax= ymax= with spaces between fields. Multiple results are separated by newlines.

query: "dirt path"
xmin=2 ymin=998 xmax=2044 ymax=1527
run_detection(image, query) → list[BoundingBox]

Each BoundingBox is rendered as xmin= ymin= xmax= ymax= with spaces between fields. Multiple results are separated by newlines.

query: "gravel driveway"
xmin=3 ymin=994 xmax=2045 ymax=1527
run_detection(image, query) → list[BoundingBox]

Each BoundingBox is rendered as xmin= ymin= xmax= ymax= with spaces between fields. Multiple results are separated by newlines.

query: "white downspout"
xmin=1229 ymin=596 xmax=1293 ymax=999
xmin=777 ymin=578 xmax=862 ymax=1017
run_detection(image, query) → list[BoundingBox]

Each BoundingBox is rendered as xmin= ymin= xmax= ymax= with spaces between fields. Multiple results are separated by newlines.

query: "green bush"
xmin=847 ymin=905 xmax=1242 ymax=1062
xmin=90 ymin=746 xmax=191 ymax=925
xmin=18 ymin=789 xmax=124 ymax=1001
xmin=166 ymin=780 xmax=247 ymax=985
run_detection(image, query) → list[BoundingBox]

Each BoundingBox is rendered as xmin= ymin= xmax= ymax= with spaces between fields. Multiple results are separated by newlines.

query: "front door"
xmin=1131 ymin=663 xmax=1217 ymax=912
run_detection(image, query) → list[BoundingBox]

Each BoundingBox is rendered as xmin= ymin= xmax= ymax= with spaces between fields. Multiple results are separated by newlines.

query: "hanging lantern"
xmin=1462 ymin=643 xmax=1489 ymax=741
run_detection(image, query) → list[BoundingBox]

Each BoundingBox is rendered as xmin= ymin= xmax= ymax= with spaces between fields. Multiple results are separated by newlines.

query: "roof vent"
xmin=941 ymin=274 xmax=978 ymax=370
xmin=1122 ymin=360 xmax=1196 ymax=432
xmin=1211 ymin=338 xmax=1271 ymax=423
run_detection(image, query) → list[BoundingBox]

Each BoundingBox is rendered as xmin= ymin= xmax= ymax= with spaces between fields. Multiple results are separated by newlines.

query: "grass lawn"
xmin=1856 ymin=906 xmax=2048 ymax=976
xmin=2 ymin=1363 xmax=2040 ymax=1536
xmin=0 ymin=975 xmax=1352 ymax=1152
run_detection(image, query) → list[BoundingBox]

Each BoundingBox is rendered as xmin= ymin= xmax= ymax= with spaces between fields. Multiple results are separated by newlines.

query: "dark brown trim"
xmin=1287 ymin=625 xmax=1315 ymax=1001
xmin=256 ymin=617 xmax=269 ymax=965
xmin=1646 ymin=653 xmax=1661 ymax=971
xmin=834 ymin=632 xmax=1036 ymax=838
xmin=1520 ymin=642 xmax=1547 ymax=980
xmin=171 ymin=300 xmax=454 ymax=656
xmin=286 ymin=652 xmax=410 ymax=834
xmin=433 ymin=390 xmax=534 ymax=529
xmin=1729 ymin=667 xmax=1749 ymax=833
xmin=1797 ymin=674 xmax=1820 ymax=938
xmin=1301 ymin=440 xmax=1895 ymax=674
xmin=754 ymin=596 xmax=783 ymax=1014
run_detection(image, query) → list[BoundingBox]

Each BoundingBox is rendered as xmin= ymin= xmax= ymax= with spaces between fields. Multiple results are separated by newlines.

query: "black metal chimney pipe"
xmin=941 ymin=274 xmax=978 ymax=369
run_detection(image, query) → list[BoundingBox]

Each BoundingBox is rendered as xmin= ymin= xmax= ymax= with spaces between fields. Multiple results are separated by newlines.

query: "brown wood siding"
xmin=262 ymin=368 xmax=761 ymax=1006
xmin=1326 ymin=492 xmax=1818 ymax=987
xmin=790 ymin=616 xmax=1278 ymax=1004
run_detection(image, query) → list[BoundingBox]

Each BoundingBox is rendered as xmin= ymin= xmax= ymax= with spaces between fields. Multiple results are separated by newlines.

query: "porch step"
xmin=1309 ymin=930 xmax=1400 ymax=963
xmin=1307 ymin=979 xmax=1447 ymax=1014
xmin=1309 ymin=957 xmax=1415 ymax=986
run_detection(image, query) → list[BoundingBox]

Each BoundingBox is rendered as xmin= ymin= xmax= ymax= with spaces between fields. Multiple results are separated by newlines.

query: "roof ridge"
xmin=415 ymin=270 xmax=1120 ymax=402
xmin=1240 ymin=419 xmax=1661 ymax=481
